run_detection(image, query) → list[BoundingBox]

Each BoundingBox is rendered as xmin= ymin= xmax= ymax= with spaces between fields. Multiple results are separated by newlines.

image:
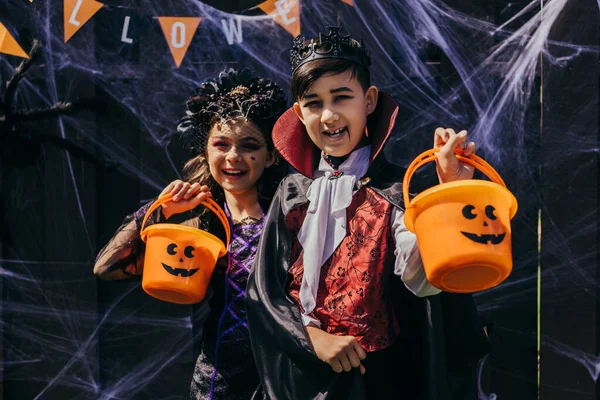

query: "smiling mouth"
xmin=461 ymin=232 xmax=506 ymax=245
xmin=222 ymin=169 xmax=247 ymax=177
xmin=162 ymin=263 xmax=199 ymax=277
xmin=323 ymin=127 xmax=347 ymax=138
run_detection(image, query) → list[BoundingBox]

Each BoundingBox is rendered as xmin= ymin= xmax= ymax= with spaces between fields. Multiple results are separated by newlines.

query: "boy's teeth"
xmin=325 ymin=127 xmax=345 ymax=135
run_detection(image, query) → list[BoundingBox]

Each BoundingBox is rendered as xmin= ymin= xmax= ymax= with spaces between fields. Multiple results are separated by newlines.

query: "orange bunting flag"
xmin=341 ymin=0 xmax=353 ymax=5
xmin=157 ymin=17 xmax=201 ymax=68
xmin=64 ymin=0 xmax=104 ymax=42
xmin=258 ymin=0 xmax=300 ymax=37
xmin=0 ymin=22 xmax=29 ymax=58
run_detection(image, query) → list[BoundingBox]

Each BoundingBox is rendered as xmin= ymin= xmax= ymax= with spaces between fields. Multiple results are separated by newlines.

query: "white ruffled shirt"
xmin=298 ymin=146 xmax=440 ymax=326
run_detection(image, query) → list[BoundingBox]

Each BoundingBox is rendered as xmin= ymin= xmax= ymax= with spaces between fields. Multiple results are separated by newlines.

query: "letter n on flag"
xmin=258 ymin=0 xmax=300 ymax=37
xmin=0 ymin=22 xmax=29 ymax=58
xmin=64 ymin=0 xmax=104 ymax=42
xmin=157 ymin=17 xmax=201 ymax=68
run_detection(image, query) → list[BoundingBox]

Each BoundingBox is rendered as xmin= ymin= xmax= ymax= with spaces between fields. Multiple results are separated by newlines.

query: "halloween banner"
xmin=0 ymin=0 xmax=352 ymax=63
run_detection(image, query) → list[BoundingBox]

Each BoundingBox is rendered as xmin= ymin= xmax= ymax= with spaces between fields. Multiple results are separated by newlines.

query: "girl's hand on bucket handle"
xmin=159 ymin=180 xmax=211 ymax=219
xmin=434 ymin=127 xmax=476 ymax=183
xmin=306 ymin=325 xmax=367 ymax=375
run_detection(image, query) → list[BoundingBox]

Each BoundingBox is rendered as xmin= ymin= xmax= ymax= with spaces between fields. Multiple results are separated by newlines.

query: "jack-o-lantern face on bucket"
xmin=161 ymin=243 xmax=199 ymax=277
xmin=460 ymin=205 xmax=506 ymax=244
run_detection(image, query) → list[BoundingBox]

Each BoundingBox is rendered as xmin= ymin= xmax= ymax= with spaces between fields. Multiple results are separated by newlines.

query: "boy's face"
xmin=293 ymin=71 xmax=378 ymax=158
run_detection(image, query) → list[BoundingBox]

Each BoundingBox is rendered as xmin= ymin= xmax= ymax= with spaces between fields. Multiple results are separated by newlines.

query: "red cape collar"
xmin=272 ymin=92 xmax=399 ymax=178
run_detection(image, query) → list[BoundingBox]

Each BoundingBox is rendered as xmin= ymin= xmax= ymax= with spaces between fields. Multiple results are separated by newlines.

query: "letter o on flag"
xmin=171 ymin=22 xmax=186 ymax=48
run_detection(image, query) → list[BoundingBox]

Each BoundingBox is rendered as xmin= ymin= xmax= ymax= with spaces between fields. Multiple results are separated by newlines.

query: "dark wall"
xmin=540 ymin=1 xmax=600 ymax=399
xmin=0 ymin=0 xmax=598 ymax=398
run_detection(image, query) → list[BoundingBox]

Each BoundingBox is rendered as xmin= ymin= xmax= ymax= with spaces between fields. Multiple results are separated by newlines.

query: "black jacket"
xmin=246 ymin=93 xmax=490 ymax=399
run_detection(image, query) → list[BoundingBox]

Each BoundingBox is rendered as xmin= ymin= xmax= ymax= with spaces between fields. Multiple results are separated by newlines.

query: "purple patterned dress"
xmin=190 ymin=214 xmax=264 ymax=400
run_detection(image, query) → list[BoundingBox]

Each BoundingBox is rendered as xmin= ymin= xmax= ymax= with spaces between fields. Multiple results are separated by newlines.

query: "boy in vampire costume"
xmin=246 ymin=26 xmax=490 ymax=399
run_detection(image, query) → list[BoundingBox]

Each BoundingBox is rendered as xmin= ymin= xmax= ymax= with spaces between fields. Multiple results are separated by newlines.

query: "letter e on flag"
xmin=258 ymin=0 xmax=300 ymax=37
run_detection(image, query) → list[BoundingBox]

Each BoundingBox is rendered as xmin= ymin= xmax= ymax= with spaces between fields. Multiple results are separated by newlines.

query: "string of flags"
xmin=1 ymin=0 xmax=353 ymax=67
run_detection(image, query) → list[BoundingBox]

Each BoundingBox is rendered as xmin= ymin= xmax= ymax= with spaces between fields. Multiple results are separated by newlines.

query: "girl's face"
xmin=206 ymin=120 xmax=274 ymax=197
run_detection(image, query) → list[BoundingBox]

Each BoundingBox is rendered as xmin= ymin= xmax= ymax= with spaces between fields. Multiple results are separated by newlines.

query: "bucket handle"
xmin=139 ymin=194 xmax=231 ymax=255
xmin=402 ymin=149 xmax=507 ymax=209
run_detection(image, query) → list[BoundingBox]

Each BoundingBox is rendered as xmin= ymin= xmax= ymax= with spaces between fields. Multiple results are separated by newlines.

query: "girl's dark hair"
xmin=291 ymin=58 xmax=371 ymax=100
xmin=177 ymin=68 xmax=288 ymax=206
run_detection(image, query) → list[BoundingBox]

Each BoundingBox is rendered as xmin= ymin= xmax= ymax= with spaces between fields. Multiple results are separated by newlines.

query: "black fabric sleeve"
xmin=93 ymin=201 xmax=155 ymax=280
xmin=93 ymin=200 xmax=191 ymax=280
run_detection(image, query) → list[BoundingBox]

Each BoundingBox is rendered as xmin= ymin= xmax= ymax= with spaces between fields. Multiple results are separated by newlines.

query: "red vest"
xmin=286 ymin=187 xmax=402 ymax=352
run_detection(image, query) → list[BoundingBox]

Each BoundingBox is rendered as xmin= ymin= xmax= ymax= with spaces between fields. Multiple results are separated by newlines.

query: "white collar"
xmin=297 ymin=145 xmax=371 ymax=325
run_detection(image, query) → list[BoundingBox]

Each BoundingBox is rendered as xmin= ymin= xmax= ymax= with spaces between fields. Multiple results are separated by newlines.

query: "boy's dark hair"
xmin=289 ymin=26 xmax=371 ymax=100
xmin=291 ymin=58 xmax=371 ymax=100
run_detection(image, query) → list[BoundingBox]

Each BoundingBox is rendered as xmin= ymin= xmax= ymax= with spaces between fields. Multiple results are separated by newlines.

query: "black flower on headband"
xmin=177 ymin=68 xmax=287 ymax=153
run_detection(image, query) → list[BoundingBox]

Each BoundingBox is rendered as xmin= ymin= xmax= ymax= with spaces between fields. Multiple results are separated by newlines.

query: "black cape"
xmin=246 ymin=94 xmax=490 ymax=400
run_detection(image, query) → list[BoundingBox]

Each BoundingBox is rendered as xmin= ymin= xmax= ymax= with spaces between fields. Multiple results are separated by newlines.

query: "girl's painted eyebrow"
xmin=211 ymin=135 xmax=231 ymax=141
xmin=212 ymin=135 xmax=263 ymax=144
xmin=303 ymin=86 xmax=353 ymax=99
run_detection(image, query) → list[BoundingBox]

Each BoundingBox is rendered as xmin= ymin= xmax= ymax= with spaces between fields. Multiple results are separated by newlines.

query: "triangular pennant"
xmin=157 ymin=17 xmax=201 ymax=68
xmin=0 ymin=22 xmax=29 ymax=58
xmin=341 ymin=0 xmax=353 ymax=5
xmin=258 ymin=0 xmax=300 ymax=37
xmin=64 ymin=0 xmax=104 ymax=42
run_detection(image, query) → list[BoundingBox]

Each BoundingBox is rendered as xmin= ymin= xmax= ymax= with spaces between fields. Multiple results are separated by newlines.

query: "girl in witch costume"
xmin=93 ymin=68 xmax=288 ymax=400
xmin=246 ymin=27 xmax=490 ymax=399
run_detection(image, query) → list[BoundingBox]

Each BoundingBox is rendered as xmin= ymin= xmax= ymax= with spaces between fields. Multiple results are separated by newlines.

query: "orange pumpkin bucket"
xmin=139 ymin=194 xmax=230 ymax=304
xmin=403 ymin=149 xmax=518 ymax=293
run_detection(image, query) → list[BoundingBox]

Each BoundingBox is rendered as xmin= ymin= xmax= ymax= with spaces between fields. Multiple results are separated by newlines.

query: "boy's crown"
xmin=290 ymin=26 xmax=371 ymax=72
